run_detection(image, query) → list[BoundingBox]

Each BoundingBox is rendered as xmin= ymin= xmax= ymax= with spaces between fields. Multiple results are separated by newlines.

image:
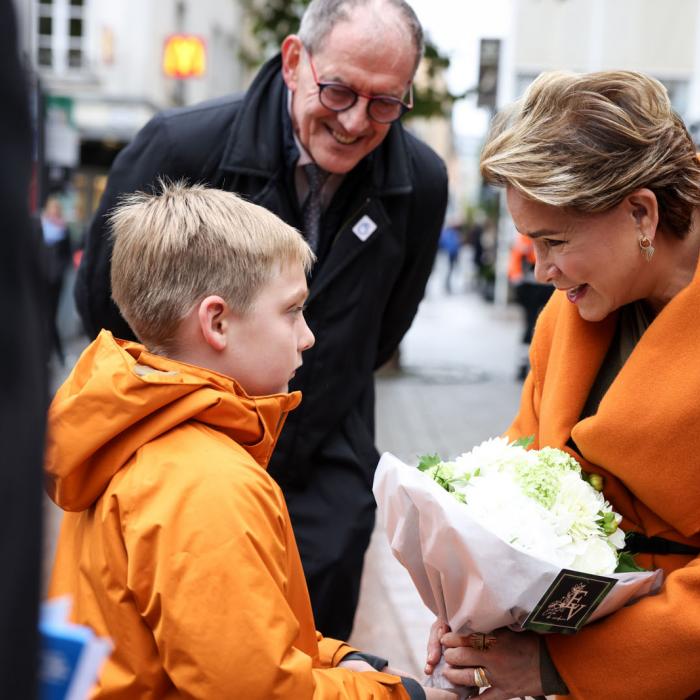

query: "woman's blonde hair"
xmin=481 ymin=70 xmax=700 ymax=238
xmin=110 ymin=181 xmax=314 ymax=353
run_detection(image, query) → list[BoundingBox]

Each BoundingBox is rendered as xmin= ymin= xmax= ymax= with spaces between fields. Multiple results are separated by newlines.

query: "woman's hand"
xmin=440 ymin=628 xmax=544 ymax=700
xmin=425 ymin=618 xmax=451 ymax=675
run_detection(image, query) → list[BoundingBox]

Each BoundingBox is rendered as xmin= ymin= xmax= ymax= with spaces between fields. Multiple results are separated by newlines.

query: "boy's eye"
xmin=544 ymin=238 xmax=565 ymax=248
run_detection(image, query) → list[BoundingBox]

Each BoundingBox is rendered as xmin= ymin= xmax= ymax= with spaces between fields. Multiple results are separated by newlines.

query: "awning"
xmin=72 ymin=98 xmax=158 ymax=142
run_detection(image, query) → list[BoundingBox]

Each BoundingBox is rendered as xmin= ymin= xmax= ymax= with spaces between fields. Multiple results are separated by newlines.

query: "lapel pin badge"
xmin=352 ymin=215 xmax=378 ymax=242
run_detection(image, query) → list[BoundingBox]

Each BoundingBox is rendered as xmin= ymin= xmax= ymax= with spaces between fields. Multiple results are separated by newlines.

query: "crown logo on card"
xmin=542 ymin=582 xmax=589 ymax=622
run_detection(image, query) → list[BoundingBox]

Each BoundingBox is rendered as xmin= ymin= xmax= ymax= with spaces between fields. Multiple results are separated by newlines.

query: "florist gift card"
xmin=523 ymin=569 xmax=617 ymax=634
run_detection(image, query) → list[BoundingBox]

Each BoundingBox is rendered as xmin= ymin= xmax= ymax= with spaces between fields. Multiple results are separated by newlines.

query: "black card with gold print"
xmin=522 ymin=569 xmax=617 ymax=634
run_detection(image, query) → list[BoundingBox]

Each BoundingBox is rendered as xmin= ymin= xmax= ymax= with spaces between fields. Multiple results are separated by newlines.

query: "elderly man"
xmin=76 ymin=0 xmax=447 ymax=640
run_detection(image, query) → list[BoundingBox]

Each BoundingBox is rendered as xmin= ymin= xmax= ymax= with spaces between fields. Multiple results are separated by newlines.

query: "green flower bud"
xmin=596 ymin=510 xmax=618 ymax=535
xmin=588 ymin=473 xmax=604 ymax=491
xmin=603 ymin=519 xmax=618 ymax=535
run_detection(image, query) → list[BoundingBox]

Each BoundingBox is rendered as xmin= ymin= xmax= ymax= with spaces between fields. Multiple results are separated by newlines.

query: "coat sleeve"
xmin=374 ymin=145 xmax=447 ymax=368
xmin=74 ymin=114 xmax=177 ymax=340
xmin=316 ymin=634 xmax=357 ymax=667
xmin=120 ymin=455 xmax=409 ymax=700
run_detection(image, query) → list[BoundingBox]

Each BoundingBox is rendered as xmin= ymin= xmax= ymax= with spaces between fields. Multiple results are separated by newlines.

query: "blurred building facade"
xmin=408 ymin=60 xmax=459 ymax=223
xmin=511 ymin=0 xmax=700 ymax=132
xmin=14 ymin=0 xmax=249 ymax=222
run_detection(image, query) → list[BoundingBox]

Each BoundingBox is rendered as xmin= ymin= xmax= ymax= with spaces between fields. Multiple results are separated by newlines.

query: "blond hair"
xmin=481 ymin=70 xmax=700 ymax=238
xmin=110 ymin=181 xmax=314 ymax=352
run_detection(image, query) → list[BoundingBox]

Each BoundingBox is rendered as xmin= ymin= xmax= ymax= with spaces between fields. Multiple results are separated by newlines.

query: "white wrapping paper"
xmin=373 ymin=452 xmax=664 ymax=694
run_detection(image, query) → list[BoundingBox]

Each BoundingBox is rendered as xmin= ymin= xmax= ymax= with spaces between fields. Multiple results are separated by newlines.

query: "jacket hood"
xmin=45 ymin=331 xmax=300 ymax=512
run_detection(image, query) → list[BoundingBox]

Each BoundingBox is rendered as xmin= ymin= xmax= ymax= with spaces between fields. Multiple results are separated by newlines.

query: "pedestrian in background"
xmin=41 ymin=195 xmax=71 ymax=364
xmin=438 ymin=224 xmax=462 ymax=293
xmin=74 ymin=0 xmax=447 ymax=640
xmin=466 ymin=218 xmax=496 ymax=301
xmin=508 ymin=232 xmax=553 ymax=379
xmin=0 ymin=0 xmax=48 ymax=696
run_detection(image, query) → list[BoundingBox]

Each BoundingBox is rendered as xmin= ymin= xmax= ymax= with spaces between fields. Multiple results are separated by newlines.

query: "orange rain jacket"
xmin=46 ymin=331 xmax=409 ymax=700
xmin=506 ymin=256 xmax=700 ymax=699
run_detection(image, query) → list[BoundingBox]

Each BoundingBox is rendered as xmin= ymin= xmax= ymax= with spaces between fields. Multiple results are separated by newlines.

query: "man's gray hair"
xmin=298 ymin=0 xmax=424 ymax=74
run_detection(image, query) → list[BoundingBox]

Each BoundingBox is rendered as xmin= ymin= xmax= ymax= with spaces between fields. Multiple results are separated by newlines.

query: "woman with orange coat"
xmin=426 ymin=71 xmax=700 ymax=698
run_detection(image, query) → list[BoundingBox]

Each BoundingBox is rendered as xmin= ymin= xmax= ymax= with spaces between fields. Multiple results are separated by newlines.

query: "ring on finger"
xmin=467 ymin=632 xmax=496 ymax=651
xmin=473 ymin=666 xmax=490 ymax=688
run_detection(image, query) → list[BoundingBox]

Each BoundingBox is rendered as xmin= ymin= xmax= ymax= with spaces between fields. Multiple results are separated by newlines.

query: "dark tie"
xmin=302 ymin=163 xmax=329 ymax=253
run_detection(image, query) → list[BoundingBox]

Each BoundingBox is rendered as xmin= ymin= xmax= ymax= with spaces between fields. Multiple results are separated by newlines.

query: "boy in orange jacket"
xmin=45 ymin=183 xmax=447 ymax=700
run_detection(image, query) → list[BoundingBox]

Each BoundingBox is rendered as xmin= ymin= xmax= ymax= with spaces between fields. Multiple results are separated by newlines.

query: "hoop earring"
xmin=639 ymin=235 xmax=655 ymax=262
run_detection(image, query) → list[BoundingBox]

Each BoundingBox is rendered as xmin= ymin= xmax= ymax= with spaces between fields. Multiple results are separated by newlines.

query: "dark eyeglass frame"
xmin=307 ymin=52 xmax=413 ymax=124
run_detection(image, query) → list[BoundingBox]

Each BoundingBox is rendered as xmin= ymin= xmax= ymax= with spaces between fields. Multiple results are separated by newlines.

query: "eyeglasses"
xmin=307 ymin=52 xmax=413 ymax=124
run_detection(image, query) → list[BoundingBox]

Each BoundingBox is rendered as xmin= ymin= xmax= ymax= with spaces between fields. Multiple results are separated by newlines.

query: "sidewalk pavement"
xmin=44 ymin=256 xmax=527 ymax=681
xmin=348 ymin=256 xmax=524 ymax=677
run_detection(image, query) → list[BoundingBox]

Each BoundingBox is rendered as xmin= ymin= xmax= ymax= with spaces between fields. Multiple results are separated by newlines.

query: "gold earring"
xmin=639 ymin=235 xmax=655 ymax=261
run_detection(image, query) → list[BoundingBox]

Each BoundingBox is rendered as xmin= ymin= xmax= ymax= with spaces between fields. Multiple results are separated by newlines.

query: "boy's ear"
xmin=197 ymin=296 xmax=229 ymax=351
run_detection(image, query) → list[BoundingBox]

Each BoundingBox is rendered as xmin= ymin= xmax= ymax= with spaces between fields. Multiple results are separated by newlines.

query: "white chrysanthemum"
xmin=552 ymin=471 xmax=606 ymax=542
xmin=423 ymin=439 xmax=625 ymax=576
xmin=452 ymin=437 xmax=527 ymax=478
xmin=570 ymin=537 xmax=619 ymax=576
xmin=460 ymin=471 xmax=571 ymax=564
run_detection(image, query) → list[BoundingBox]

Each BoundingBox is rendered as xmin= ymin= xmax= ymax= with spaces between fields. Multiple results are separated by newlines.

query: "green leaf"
xmin=417 ymin=453 xmax=442 ymax=472
xmin=513 ymin=435 xmax=535 ymax=449
xmin=615 ymin=551 xmax=647 ymax=573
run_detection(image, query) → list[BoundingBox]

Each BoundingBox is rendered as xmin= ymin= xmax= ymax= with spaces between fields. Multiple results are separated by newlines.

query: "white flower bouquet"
xmin=372 ymin=438 xmax=663 ymax=693
xmin=419 ymin=437 xmax=629 ymax=576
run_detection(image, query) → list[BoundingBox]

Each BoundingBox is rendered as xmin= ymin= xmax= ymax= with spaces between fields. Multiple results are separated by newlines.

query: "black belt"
xmin=625 ymin=531 xmax=700 ymax=556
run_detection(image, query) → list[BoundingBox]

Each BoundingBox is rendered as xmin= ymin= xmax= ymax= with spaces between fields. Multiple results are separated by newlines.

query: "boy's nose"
xmin=300 ymin=320 xmax=315 ymax=351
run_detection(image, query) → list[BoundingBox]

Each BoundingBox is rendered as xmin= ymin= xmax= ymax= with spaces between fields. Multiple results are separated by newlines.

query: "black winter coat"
xmin=75 ymin=55 xmax=448 ymax=486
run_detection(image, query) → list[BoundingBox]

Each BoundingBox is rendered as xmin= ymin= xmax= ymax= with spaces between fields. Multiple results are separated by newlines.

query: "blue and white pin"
xmin=352 ymin=215 xmax=377 ymax=242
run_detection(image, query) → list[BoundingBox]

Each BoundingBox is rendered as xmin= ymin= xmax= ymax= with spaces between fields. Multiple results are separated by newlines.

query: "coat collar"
xmin=218 ymin=54 xmax=414 ymax=196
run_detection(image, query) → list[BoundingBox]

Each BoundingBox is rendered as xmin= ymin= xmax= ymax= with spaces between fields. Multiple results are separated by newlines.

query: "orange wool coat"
xmin=506 ymin=258 xmax=700 ymax=699
xmin=46 ymin=332 xmax=409 ymax=700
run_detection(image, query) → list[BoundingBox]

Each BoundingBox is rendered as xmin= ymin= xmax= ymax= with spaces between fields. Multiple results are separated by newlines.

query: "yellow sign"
xmin=163 ymin=35 xmax=206 ymax=78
